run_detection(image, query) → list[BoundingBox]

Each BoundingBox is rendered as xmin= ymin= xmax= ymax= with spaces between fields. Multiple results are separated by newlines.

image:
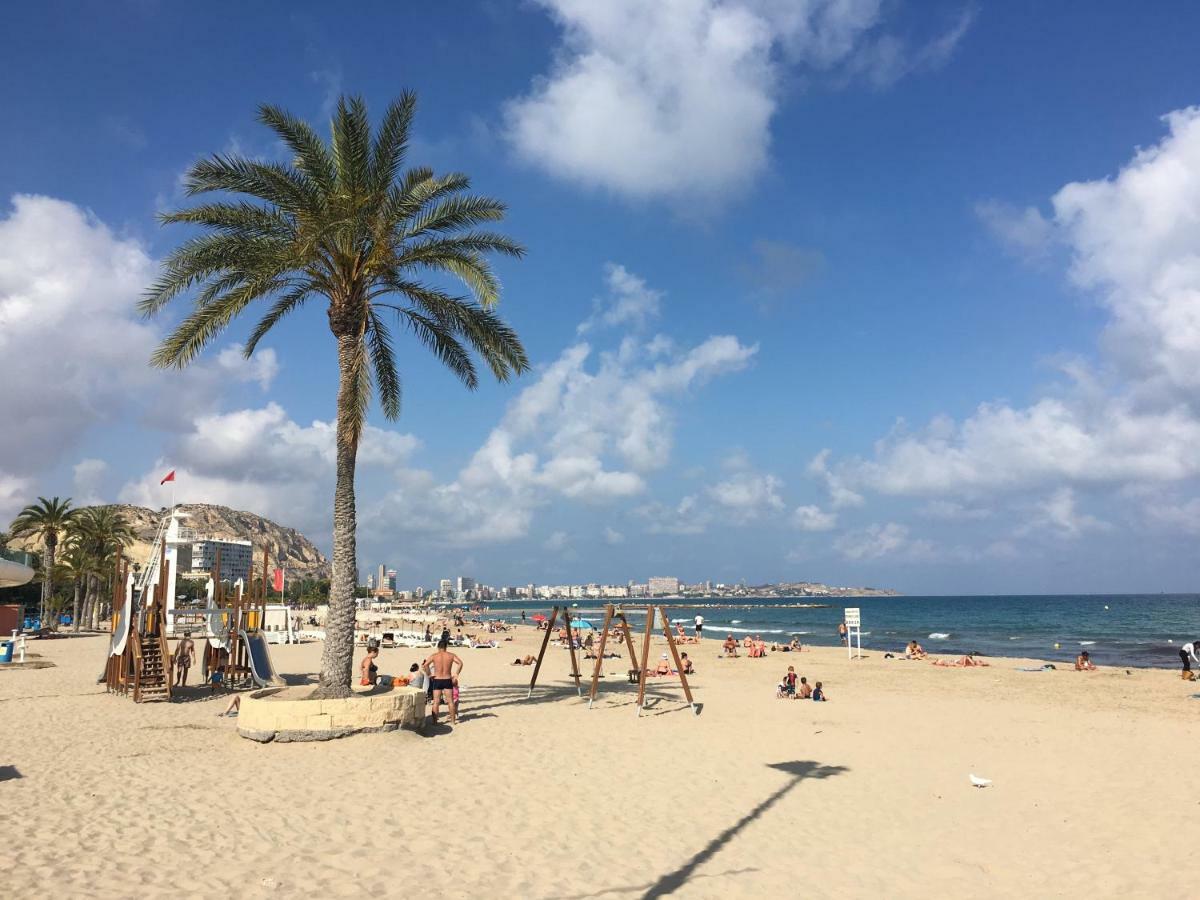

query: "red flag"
xmin=159 ymin=470 xmax=176 ymax=485
xmin=273 ymin=568 xmax=284 ymax=593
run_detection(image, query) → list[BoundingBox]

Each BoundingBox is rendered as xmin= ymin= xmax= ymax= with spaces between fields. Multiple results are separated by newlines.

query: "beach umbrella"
xmin=531 ymin=614 xmax=547 ymax=622
xmin=573 ymin=620 xmax=594 ymax=629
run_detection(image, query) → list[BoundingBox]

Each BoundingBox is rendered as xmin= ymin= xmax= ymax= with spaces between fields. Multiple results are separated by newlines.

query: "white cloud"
xmin=0 ymin=194 xmax=288 ymax=522
xmin=831 ymin=109 xmax=1200 ymax=516
xmin=603 ymin=526 xmax=625 ymax=545
xmin=0 ymin=475 xmax=32 ymax=527
xmin=807 ymin=449 xmax=864 ymax=508
xmin=707 ymin=470 xmax=785 ymax=522
xmin=975 ymin=200 xmax=1057 ymax=260
xmin=578 ymin=263 xmax=662 ymax=334
xmin=119 ymin=404 xmax=419 ymax=538
xmin=72 ymin=459 xmax=109 ymax=507
xmin=364 ymin=266 xmax=757 ymax=549
xmin=1016 ymin=487 xmax=1110 ymax=540
xmin=0 ymin=195 xmax=158 ymax=478
xmin=544 ymin=530 xmax=571 ymax=552
xmin=793 ymin=504 xmax=837 ymax=531
xmin=834 ymin=521 xmax=934 ymax=561
xmin=504 ymin=1 xmax=966 ymax=203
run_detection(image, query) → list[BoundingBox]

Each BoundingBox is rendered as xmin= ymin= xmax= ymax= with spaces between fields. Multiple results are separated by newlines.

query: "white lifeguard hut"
xmin=844 ymin=607 xmax=863 ymax=659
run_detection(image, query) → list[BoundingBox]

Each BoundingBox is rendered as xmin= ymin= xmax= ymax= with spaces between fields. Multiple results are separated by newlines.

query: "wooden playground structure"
xmin=198 ymin=544 xmax=275 ymax=690
xmin=527 ymin=604 xmax=697 ymax=716
xmin=105 ymin=531 xmax=284 ymax=702
xmin=104 ymin=542 xmax=172 ymax=703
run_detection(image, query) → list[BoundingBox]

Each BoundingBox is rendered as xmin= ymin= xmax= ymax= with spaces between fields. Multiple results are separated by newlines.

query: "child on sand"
xmin=797 ymin=676 xmax=813 ymax=699
xmin=1075 ymin=650 xmax=1096 ymax=671
xmin=812 ymin=681 xmax=827 ymax=701
xmin=779 ymin=666 xmax=797 ymax=697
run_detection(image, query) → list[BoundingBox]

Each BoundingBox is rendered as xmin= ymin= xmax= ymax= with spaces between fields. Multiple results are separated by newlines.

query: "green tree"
xmin=142 ymin=93 xmax=528 ymax=697
xmin=10 ymin=497 xmax=76 ymax=627
xmin=69 ymin=506 xmax=135 ymax=631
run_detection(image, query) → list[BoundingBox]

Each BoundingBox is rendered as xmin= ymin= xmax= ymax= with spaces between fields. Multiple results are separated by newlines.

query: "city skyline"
xmin=4 ymin=3 xmax=1200 ymax=594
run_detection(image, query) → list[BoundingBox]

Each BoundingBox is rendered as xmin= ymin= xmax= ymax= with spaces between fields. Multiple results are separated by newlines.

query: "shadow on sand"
xmin=549 ymin=760 xmax=849 ymax=899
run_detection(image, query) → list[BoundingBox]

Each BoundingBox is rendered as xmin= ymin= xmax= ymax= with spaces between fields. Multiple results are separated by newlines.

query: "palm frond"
xmin=370 ymin=91 xmax=416 ymax=193
xmin=258 ymin=103 xmax=336 ymax=189
xmin=365 ymin=309 xmax=401 ymax=419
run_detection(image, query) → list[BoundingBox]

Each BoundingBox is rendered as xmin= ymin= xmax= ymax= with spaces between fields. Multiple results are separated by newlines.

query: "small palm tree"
xmin=10 ymin=497 xmax=76 ymax=627
xmin=142 ymin=93 xmax=528 ymax=697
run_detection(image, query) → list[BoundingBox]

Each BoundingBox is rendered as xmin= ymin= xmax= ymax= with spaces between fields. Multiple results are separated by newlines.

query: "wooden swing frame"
xmin=527 ymin=603 xmax=697 ymax=716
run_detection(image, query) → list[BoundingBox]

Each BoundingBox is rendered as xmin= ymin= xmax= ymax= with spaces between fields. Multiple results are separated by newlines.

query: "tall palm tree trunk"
xmin=42 ymin=539 xmax=56 ymax=628
xmin=313 ymin=333 xmax=362 ymax=699
xmin=72 ymin=580 xmax=82 ymax=632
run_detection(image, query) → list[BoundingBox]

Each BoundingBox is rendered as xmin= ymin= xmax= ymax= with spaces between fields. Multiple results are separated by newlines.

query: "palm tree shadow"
xmin=641 ymin=760 xmax=847 ymax=899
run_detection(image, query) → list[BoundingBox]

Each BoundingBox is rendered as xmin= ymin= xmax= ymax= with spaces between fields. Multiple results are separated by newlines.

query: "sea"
xmin=476 ymin=594 xmax=1200 ymax=669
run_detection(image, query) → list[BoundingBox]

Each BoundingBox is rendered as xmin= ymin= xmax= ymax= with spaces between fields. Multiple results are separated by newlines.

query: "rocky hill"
xmin=14 ymin=503 xmax=330 ymax=579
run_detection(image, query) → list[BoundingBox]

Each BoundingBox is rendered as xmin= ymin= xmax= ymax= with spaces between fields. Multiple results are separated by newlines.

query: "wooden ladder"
xmin=134 ymin=633 xmax=171 ymax=703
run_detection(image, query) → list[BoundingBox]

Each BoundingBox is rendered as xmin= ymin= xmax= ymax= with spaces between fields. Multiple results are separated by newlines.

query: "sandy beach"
xmin=3 ymin=627 xmax=1197 ymax=899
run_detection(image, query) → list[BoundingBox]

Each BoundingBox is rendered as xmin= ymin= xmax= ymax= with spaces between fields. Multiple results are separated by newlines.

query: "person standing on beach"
xmin=694 ymin=613 xmax=704 ymax=641
xmin=173 ymin=635 xmax=195 ymax=687
xmin=1180 ymin=640 xmax=1200 ymax=679
xmin=521 ymin=610 xmax=526 ymax=623
xmin=424 ymin=639 xmax=463 ymax=725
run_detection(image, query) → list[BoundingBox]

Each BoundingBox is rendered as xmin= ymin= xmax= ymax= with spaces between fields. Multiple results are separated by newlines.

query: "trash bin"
xmin=0 ymin=641 xmax=13 ymax=664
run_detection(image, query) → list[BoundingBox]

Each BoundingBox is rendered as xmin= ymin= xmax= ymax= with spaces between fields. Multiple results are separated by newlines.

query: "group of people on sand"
xmin=357 ymin=638 xmax=465 ymax=726
xmin=778 ymin=665 xmax=826 ymax=701
xmin=721 ymin=634 xmax=804 ymax=658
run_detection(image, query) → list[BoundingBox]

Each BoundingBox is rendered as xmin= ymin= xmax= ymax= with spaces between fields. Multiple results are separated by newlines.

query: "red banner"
xmin=272 ymin=568 xmax=284 ymax=593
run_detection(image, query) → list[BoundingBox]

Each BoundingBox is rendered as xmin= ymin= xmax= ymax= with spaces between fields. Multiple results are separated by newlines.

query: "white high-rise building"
xmin=439 ymin=578 xmax=453 ymax=597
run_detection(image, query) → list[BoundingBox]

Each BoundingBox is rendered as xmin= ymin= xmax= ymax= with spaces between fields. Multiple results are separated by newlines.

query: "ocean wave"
xmin=721 ymin=626 xmax=789 ymax=635
xmin=730 ymin=619 xmax=741 ymax=624
xmin=1079 ymin=640 xmax=1096 ymax=645
xmin=928 ymin=632 xmax=951 ymax=640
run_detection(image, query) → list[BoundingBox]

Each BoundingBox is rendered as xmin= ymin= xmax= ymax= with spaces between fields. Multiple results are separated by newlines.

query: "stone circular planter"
xmin=237 ymin=684 xmax=426 ymax=743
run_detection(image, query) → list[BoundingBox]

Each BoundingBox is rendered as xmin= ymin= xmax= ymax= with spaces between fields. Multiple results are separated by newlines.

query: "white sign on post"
xmin=844 ymin=607 xmax=862 ymax=659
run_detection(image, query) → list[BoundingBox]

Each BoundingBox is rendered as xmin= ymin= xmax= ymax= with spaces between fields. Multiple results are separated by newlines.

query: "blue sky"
xmin=4 ymin=0 xmax=1200 ymax=594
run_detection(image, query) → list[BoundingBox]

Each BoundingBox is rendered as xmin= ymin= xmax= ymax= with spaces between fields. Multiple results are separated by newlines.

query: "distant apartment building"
xmin=188 ymin=538 xmax=254 ymax=582
xmin=647 ymin=576 xmax=679 ymax=596
xmin=377 ymin=564 xmax=386 ymax=592
xmin=386 ymin=569 xmax=397 ymax=591
xmin=439 ymin=578 xmax=453 ymax=597
xmin=455 ymin=576 xmax=476 ymax=595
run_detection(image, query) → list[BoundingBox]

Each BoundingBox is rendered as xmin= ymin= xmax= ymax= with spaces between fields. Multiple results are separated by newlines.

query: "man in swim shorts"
xmin=694 ymin=614 xmax=703 ymax=640
xmin=424 ymin=639 xmax=463 ymax=725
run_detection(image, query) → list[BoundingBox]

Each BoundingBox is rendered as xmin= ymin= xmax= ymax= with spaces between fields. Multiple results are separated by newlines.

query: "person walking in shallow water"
xmin=838 ymin=622 xmax=847 ymax=646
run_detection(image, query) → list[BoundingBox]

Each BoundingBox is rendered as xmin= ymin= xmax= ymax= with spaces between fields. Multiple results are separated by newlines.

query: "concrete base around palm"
xmin=237 ymin=684 xmax=426 ymax=743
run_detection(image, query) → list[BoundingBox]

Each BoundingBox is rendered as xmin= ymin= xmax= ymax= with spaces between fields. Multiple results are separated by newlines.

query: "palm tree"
xmin=68 ymin=506 xmax=135 ymax=631
xmin=142 ymin=93 xmax=528 ymax=697
xmin=10 ymin=497 xmax=76 ymax=628
xmin=57 ymin=543 xmax=93 ymax=633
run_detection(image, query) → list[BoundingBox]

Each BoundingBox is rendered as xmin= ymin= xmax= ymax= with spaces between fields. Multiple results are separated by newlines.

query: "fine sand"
xmin=2 ymin=628 xmax=1197 ymax=898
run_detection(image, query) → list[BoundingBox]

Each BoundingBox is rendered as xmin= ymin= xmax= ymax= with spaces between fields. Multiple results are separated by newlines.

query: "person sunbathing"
xmin=679 ymin=652 xmax=694 ymax=674
xmin=932 ymin=653 xmax=988 ymax=667
xmin=742 ymin=636 xmax=753 ymax=650
xmin=1075 ymin=650 xmax=1096 ymax=671
xmin=654 ymin=655 xmax=672 ymax=676
xmin=511 ymin=655 xmax=537 ymax=666
xmin=723 ymin=635 xmax=739 ymax=657
xmin=906 ymin=640 xmax=927 ymax=660
xmin=788 ymin=638 xmax=804 ymax=652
